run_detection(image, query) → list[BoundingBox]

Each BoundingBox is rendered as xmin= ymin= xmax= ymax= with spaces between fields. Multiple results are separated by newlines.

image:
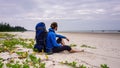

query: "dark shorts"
xmin=52 ymin=45 xmax=71 ymax=53
xmin=56 ymin=37 xmax=62 ymax=44
xmin=52 ymin=38 xmax=71 ymax=53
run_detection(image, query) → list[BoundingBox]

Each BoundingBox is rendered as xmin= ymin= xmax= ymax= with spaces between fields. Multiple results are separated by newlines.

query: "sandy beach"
xmin=0 ymin=32 xmax=120 ymax=68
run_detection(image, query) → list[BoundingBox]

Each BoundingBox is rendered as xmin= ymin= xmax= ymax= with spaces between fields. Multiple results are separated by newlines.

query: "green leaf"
xmin=11 ymin=63 xmax=21 ymax=68
xmin=79 ymin=64 xmax=86 ymax=68
xmin=23 ymin=64 xmax=30 ymax=68
xmin=29 ymin=54 xmax=39 ymax=63
xmin=39 ymin=63 xmax=45 ymax=68
xmin=0 ymin=61 xmax=4 ymax=68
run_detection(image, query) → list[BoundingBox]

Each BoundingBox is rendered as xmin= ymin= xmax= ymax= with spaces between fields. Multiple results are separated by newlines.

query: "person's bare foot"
xmin=80 ymin=49 xmax=84 ymax=52
xmin=75 ymin=49 xmax=84 ymax=53
xmin=69 ymin=49 xmax=84 ymax=53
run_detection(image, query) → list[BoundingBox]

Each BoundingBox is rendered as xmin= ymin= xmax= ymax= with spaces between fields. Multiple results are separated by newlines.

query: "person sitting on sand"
xmin=46 ymin=22 xmax=83 ymax=54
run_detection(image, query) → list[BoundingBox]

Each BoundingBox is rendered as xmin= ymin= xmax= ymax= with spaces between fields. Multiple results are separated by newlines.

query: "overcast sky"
xmin=0 ymin=0 xmax=120 ymax=31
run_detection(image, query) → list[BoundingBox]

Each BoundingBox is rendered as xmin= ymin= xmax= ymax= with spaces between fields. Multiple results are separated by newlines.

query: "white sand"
xmin=58 ymin=32 xmax=120 ymax=68
xmin=0 ymin=32 xmax=120 ymax=68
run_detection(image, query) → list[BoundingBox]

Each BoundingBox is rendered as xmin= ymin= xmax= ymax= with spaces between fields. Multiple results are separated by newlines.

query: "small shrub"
xmin=81 ymin=44 xmax=96 ymax=49
xmin=101 ymin=64 xmax=109 ymax=68
xmin=79 ymin=64 xmax=86 ymax=68
xmin=70 ymin=44 xmax=77 ymax=47
xmin=16 ymin=52 xmax=28 ymax=59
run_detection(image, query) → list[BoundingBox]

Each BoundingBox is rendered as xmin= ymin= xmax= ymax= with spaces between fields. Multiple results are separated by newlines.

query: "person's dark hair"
xmin=50 ymin=22 xmax=58 ymax=29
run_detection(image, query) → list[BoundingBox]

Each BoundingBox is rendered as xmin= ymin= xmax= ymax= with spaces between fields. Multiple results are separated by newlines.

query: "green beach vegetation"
xmin=81 ymin=44 xmax=96 ymax=49
xmin=0 ymin=34 xmax=34 ymax=53
xmin=0 ymin=33 xmax=45 ymax=68
xmin=70 ymin=43 xmax=77 ymax=47
xmin=60 ymin=60 xmax=109 ymax=68
xmin=0 ymin=33 xmax=109 ymax=68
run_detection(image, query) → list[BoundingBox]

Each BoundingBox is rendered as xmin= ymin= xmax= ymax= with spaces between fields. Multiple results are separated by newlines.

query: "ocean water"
xmin=58 ymin=30 xmax=120 ymax=33
xmin=27 ymin=30 xmax=120 ymax=33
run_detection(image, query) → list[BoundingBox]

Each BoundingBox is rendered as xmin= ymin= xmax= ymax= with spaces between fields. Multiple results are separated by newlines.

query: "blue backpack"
xmin=34 ymin=22 xmax=47 ymax=52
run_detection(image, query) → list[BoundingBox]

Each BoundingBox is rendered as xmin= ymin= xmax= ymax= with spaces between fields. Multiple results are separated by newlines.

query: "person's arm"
xmin=50 ymin=33 xmax=61 ymax=47
xmin=56 ymin=34 xmax=69 ymax=41
xmin=56 ymin=34 xmax=66 ymax=38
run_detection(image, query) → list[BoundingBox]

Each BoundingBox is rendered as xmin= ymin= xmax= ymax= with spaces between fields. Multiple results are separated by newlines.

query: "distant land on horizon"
xmin=0 ymin=23 xmax=27 ymax=32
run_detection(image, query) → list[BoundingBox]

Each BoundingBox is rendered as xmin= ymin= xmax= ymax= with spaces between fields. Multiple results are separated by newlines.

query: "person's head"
xmin=50 ymin=22 xmax=58 ymax=31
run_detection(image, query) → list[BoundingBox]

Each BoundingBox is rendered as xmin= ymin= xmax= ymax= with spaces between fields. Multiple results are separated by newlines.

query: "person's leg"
xmin=57 ymin=38 xmax=65 ymax=45
xmin=52 ymin=45 xmax=84 ymax=53
xmin=57 ymin=38 xmax=62 ymax=44
xmin=61 ymin=39 xmax=65 ymax=45
xmin=69 ymin=49 xmax=84 ymax=53
xmin=52 ymin=45 xmax=71 ymax=53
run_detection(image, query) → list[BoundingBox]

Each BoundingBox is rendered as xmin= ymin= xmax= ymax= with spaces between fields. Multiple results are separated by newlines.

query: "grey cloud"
xmin=0 ymin=0 xmax=120 ymax=30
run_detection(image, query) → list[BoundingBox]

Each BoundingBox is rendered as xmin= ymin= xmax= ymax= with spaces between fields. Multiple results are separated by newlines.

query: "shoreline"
xmin=1 ymin=29 xmax=120 ymax=34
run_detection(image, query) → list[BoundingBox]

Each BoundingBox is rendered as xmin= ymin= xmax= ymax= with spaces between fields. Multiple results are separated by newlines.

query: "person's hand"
xmin=66 ymin=37 xmax=69 ymax=41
